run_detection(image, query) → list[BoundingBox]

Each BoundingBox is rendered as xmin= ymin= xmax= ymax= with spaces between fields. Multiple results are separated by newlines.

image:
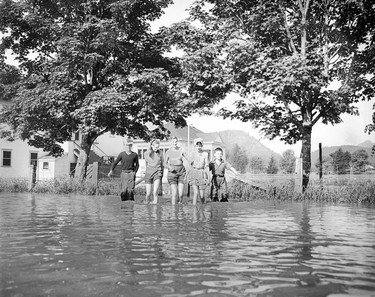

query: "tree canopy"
xmin=280 ymin=149 xmax=296 ymax=174
xmin=162 ymin=0 xmax=375 ymax=189
xmin=266 ymin=156 xmax=279 ymax=174
xmin=0 ymin=0 xmax=209 ymax=180
xmin=227 ymin=143 xmax=248 ymax=173
xmin=351 ymin=149 xmax=369 ymax=173
xmin=330 ymin=148 xmax=351 ymax=174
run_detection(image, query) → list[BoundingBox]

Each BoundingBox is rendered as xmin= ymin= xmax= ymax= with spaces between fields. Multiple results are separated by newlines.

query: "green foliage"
xmin=227 ymin=143 xmax=248 ymax=173
xmin=226 ymin=179 xmax=375 ymax=204
xmin=0 ymin=61 xmax=21 ymax=101
xmin=249 ymin=156 xmax=265 ymax=173
xmin=351 ymin=149 xmax=369 ymax=173
xmin=0 ymin=0 xmax=193 ymax=179
xmin=280 ymin=149 xmax=296 ymax=174
xmin=266 ymin=155 xmax=279 ymax=174
xmin=330 ymin=148 xmax=351 ymax=175
xmin=314 ymin=155 xmax=334 ymax=174
xmin=163 ymin=0 xmax=375 ymax=189
xmin=0 ymin=178 xmax=29 ymax=192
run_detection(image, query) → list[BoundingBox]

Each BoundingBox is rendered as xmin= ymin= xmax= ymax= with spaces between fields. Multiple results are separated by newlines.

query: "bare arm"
xmin=108 ymin=153 xmax=122 ymax=176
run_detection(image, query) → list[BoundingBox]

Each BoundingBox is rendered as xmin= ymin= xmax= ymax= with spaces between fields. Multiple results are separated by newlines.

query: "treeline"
xmin=226 ymin=144 xmax=296 ymax=174
xmin=315 ymin=148 xmax=373 ymax=175
xmin=227 ymin=145 xmax=374 ymax=175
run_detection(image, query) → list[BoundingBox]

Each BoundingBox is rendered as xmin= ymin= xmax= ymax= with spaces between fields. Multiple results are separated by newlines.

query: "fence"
xmin=28 ymin=159 xmax=374 ymax=193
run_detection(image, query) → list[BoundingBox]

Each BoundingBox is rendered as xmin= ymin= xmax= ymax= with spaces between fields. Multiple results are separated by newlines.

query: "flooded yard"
xmin=1 ymin=193 xmax=374 ymax=297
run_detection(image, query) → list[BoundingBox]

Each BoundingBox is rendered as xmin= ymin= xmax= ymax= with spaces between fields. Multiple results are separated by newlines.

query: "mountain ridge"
xmin=311 ymin=142 xmax=375 ymax=166
xmin=218 ymin=130 xmax=282 ymax=163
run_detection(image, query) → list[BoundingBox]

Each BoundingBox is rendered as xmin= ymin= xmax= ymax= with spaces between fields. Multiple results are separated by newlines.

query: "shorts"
xmin=189 ymin=167 xmax=208 ymax=189
xmin=144 ymin=167 xmax=163 ymax=184
xmin=167 ymin=165 xmax=186 ymax=185
xmin=211 ymin=176 xmax=228 ymax=199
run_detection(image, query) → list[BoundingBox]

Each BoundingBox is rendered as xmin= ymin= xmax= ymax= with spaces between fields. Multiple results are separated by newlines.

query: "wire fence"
xmin=90 ymin=158 xmax=374 ymax=195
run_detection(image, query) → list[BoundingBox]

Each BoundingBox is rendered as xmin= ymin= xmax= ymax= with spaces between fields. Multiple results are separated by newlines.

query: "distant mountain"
xmin=357 ymin=140 xmax=374 ymax=148
xmin=219 ymin=130 xmax=282 ymax=163
xmin=311 ymin=141 xmax=375 ymax=166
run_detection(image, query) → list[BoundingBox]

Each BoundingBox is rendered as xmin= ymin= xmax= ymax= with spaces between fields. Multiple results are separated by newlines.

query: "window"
xmin=2 ymin=150 xmax=11 ymax=167
xmin=74 ymin=132 xmax=80 ymax=141
xmin=203 ymin=150 xmax=211 ymax=161
xmin=30 ymin=152 xmax=38 ymax=166
xmin=43 ymin=162 xmax=49 ymax=170
xmin=138 ymin=149 xmax=147 ymax=159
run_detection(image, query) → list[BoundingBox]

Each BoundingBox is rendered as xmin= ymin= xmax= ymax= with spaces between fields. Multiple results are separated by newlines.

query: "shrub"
xmin=0 ymin=178 xmax=29 ymax=192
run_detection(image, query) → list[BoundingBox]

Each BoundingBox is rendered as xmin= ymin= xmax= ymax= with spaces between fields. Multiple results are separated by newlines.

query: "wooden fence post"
xmin=294 ymin=157 xmax=303 ymax=194
xmin=28 ymin=164 xmax=37 ymax=190
xmin=92 ymin=162 xmax=99 ymax=186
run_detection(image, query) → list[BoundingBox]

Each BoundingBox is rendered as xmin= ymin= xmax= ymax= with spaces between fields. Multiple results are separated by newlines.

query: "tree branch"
xmin=279 ymin=6 xmax=298 ymax=55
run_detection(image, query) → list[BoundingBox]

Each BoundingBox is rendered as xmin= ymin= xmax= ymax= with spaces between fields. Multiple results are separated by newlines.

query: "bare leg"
xmin=192 ymin=185 xmax=199 ymax=205
xmin=145 ymin=183 xmax=152 ymax=203
xmin=177 ymin=182 xmax=184 ymax=203
xmin=152 ymin=179 xmax=161 ymax=203
xmin=170 ymin=183 xmax=178 ymax=205
xmin=199 ymin=188 xmax=205 ymax=204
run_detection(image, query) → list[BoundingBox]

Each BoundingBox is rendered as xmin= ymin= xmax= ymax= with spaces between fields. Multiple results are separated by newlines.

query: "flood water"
xmin=0 ymin=193 xmax=374 ymax=297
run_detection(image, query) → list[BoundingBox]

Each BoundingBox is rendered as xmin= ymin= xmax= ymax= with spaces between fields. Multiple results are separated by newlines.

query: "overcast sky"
xmin=151 ymin=1 xmax=374 ymax=155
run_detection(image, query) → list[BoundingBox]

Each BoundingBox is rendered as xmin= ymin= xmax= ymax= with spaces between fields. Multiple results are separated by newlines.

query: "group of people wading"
xmin=108 ymin=137 xmax=239 ymax=205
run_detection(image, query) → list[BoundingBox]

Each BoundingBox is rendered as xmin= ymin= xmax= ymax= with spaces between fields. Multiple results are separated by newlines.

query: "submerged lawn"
xmin=0 ymin=176 xmax=374 ymax=205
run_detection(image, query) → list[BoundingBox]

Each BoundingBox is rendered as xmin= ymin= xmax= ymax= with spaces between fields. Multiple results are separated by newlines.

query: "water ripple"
xmin=1 ymin=193 xmax=374 ymax=296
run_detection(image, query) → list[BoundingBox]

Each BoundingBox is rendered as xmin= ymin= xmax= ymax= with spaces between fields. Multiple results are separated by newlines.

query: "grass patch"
xmin=0 ymin=178 xmax=29 ymax=192
xmin=226 ymin=179 xmax=375 ymax=204
xmin=1 ymin=176 xmax=374 ymax=205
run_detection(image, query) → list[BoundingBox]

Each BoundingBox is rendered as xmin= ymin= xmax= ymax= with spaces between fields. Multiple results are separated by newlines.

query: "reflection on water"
xmin=1 ymin=193 xmax=374 ymax=297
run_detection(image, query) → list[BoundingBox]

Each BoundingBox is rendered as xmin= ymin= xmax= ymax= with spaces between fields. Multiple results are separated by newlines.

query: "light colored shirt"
xmin=165 ymin=147 xmax=185 ymax=166
xmin=189 ymin=151 xmax=209 ymax=169
xmin=145 ymin=149 xmax=164 ymax=170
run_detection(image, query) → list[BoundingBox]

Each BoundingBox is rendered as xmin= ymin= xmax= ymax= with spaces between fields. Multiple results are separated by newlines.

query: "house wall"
xmin=37 ymin=158 xmax=56 ymax=180
xmin=55 ymin=155 xmax=70 ymax=179
xmin=0 ymin=139 xmax=48 ymax=178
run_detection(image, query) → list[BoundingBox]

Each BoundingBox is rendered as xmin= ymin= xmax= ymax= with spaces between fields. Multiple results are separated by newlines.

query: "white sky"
xmin=2 ymin=1 xmax=374 ymax=155
xmin=151 ymin=1 xmax=375 ymax=155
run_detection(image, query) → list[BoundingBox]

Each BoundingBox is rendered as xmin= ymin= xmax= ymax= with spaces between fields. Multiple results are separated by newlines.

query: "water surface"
xmin=1 ymin=193 xmax=374 ymax=297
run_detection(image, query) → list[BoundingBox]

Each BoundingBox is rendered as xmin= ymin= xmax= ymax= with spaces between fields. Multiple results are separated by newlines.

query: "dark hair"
xmin=214 ymin=147 xmax=223 ymax=153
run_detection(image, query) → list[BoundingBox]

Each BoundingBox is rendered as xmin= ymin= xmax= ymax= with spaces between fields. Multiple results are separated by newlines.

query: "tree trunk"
xmin=74 ymin=133 xmax=96 ymax=182
xmin=300 ymin=125 xmax=312 ymax=191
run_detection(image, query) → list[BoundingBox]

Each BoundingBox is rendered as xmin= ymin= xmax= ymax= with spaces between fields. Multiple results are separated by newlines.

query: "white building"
xmin=0 ymin=123 xmax=226 ymax=181
xmin=0 ymin=138 xmax=48 ymax=178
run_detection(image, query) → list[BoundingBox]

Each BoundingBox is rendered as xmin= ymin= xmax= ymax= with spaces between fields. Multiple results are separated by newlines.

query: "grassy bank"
xmin=0 ymin=177 xmax=374 ymax=204
xmin=227 ymin=179 xmax=375 ymax=204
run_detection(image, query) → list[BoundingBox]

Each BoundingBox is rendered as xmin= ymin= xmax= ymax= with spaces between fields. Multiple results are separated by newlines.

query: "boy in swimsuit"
xmin=209 ymin=147 xmax=239 ymax=202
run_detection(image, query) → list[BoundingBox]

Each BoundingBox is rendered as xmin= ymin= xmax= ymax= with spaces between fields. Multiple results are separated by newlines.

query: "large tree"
xmin=330 ymin=148 xmax=351 ymax=174
xmin=249 ymin=156 xmax=265 ymax=173
xmin=0 ymin=0 xmax=200 ymax=180
xmin=266 ymin=156 xmax=279 ymax=174
xmin=351 ymin=149 xmax=369 ymax=173
xmin=365 ymin=104 xmax=375 ymax=156
xmin=227 ymin=143 xmax=248 ymax=173
xmin=163 ymin=0 xmax=375 ymax=190
xmin=0 ymin=60 xmax=20 ymax=102
xmin=280 ymin=149 xmax=296 ymax=174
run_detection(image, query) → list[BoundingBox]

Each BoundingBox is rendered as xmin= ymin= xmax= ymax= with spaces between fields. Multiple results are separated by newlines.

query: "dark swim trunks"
xmin=144 ymin=167 xmax=163 ymax=184
xmin=167 ymin=164 xmax=186 ymax=185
